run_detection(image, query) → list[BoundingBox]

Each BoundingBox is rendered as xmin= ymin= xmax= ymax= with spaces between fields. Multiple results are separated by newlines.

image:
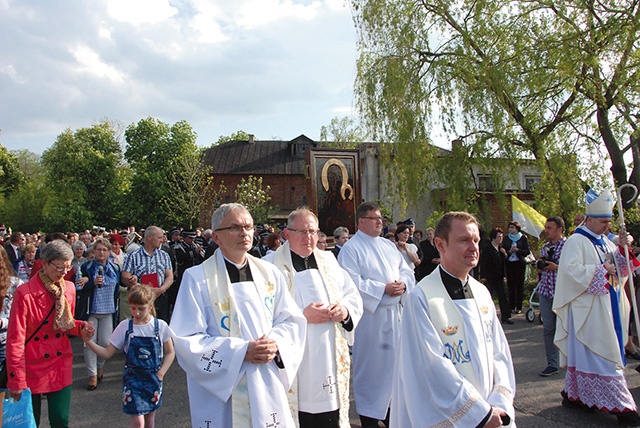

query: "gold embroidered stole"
xmin=419 ymin=274 xmax=492 ymax=393
xmin=203 ymin=251 xmax=276 ymax=427
xmin=272 ymin=243 xmax=351 ymax=428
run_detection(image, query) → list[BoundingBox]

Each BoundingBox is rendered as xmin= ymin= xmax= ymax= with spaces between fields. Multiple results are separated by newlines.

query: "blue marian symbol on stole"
xmin=443 ymin=340 xmax=472 ymax=364
xmin=484 ymin=320 xmax=493 ymax=342
xmin=220 ymin=316 xmax=230 ymax=332
xmin=264 ymin=295 xmax=275 ymax=318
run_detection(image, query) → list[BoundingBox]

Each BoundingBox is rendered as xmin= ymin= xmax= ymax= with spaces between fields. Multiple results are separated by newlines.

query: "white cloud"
xmin=237 ymin=0 xmax=322 ymax=28
xmin=0 ymin=65 xmax=24 ymax=84
xmin=106 ymin=0 xmax=178 ymax=25
xmin=70 ymin=45 xmax=126 ymax=84
xmin=0 ymin=0 xmax=358 ymax=153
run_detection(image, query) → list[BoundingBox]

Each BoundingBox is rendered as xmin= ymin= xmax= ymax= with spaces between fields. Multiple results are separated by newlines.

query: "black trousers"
xmin=299 ymin=409 xmax=339 ymax=428
xmin=360 ymin=408 xmax=390 ymax=428
xmin=154 ymin=292 xmax=169 ymax=322
xmin=506 ymin=261 xmax=526 ymax=311
xmin=485 ymin=279 xmax=511 ymax=320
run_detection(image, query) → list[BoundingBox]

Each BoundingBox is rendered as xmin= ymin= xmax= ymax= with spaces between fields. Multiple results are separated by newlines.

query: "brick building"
xmin=202 ymin=134 xmax=541 ymax=233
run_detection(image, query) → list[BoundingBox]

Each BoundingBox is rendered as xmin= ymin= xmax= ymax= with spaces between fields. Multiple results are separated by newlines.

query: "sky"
xmin=0 ymin=0 xmax=358 ymax=155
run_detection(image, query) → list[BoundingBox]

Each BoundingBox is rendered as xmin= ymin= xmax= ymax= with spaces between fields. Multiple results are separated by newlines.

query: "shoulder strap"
xmin=25 ymin=303 xmax=56 ymax=345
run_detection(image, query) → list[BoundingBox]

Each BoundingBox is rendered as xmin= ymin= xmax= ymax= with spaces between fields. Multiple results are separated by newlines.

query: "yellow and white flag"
xmin=511 ymin=195 xmax=546 ymax=238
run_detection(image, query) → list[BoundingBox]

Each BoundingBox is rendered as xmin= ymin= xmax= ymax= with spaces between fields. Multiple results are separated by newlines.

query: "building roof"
xmin=203 ymin=134 xmax=316 ymax=175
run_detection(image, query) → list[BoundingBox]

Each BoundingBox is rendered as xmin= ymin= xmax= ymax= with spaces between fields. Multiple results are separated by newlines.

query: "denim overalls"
xmin=122 ymin=318 xmax=163 ymax=415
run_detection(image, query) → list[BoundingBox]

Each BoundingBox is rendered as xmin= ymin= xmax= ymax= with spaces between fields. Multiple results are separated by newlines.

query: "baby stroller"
xmin=526 ymin=282 xmax=543 ymax=324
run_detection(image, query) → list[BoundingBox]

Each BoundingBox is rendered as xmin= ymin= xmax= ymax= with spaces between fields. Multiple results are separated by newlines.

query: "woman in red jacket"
xmin=6 ymin=240 xmax=88 ymax=428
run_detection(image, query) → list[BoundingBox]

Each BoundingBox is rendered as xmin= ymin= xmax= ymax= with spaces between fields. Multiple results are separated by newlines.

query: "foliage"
xmin=0 ymin=143 xmax=25 ymax=197
xmin=40 ymin=121 xmax=125 ymax=230
xmin=234 ymin=176 xmax=272 ymax=224
xmin=213 ymin=130 xmax=252 ymax=147
xmin=124 ymin=118 xmax=199 ymax=228
xmin=160 ymin=149 xmax=227 ymax=228
xmin=352 ymin=0 xmax=638 ymax=215
xmin=319 ymin=117 xmax=367 ymax=149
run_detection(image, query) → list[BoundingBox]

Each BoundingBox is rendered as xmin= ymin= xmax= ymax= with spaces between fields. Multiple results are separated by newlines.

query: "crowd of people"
xmin=0 ymin=191 xmax=640 ymax=427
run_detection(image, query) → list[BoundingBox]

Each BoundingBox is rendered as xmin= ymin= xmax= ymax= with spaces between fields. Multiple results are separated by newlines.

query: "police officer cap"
xmin=181 ymin=230 xmax=196 ymax=238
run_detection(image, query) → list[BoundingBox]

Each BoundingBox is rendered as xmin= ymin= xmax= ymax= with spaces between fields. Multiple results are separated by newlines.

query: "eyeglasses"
xmin=287 ymin=228 xmax=319 ymax=236
xmin=361 ymin=216 xmax=384 ymax=222
xmin=49 ymin=261 xmax=72 ymax=272
xmin=215 ymin=224 xmax=255 ymax=233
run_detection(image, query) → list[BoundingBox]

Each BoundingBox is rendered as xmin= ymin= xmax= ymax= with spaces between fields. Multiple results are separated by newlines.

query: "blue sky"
xmin=0 ymin=0 xmax=358 ymax=154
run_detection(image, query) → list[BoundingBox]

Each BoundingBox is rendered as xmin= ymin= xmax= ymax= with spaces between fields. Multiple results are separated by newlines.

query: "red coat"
xmin=6 ymin=275 xmax=83 ymax=393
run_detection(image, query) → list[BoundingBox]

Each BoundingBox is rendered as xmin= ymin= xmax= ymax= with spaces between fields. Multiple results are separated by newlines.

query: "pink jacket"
xmin=6 ymin=275 xmax=82 ymax=393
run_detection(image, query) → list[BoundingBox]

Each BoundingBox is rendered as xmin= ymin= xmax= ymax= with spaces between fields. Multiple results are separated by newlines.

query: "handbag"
xmin=524 ymin=252 xmax=536 ymax=264
xmin=0 ymin=304 xmax=56 ymax=390
xmin=2 ymin=387 xmax=37 ymax=428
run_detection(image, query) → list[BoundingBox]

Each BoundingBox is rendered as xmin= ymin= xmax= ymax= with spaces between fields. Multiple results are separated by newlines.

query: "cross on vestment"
xmin=265 ymin=412 xmax=281 ymax=428
xmin=200 ymin=349 xmax=223 ymax=372
xmin=199 ymin=421 xmax=212 ymax=428
xmin=323 ymin=375 xmax=336 ymax=394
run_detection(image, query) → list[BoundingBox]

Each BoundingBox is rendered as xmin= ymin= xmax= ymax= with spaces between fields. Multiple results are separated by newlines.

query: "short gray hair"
xmin=212 ymin=203 xmax=251 ymax=230
xmin=333 ymin=226 xmax=349 ymax=239
xmin=286 ymin=207 xmax=318 ymax=229
xmin=72 ymin=241 xmax=86 ymax=251
xmin=40 ymin=240 xmax=73 ymax=262
xmin=144 ymin=226 xmax=163 ymax=239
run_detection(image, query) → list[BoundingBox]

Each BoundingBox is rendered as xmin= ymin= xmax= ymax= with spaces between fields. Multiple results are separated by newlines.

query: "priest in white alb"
xmin=264 ymin=208 xmax=363 ymax=428
xmin=554 ymin=190 xmax=640 ymax=426
xmin=337 ymin=202 xmax=415 ymax=428
xmin=170 ymin=203 xmax=307 ymax=428
xmin=391 ymin=211 xmax=516 ymax=428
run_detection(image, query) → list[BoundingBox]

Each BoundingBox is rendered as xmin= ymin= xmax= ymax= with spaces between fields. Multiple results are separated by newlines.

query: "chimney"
xmin=248 ymin=134 xmax=255 ymax=144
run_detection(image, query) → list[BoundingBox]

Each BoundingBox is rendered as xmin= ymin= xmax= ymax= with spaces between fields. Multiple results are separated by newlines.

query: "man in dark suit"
xmin=332 ymin=226 xmax=350 ymax=258
xmin=4 ymin=231 xmax=25 ymax=274
xmin=479 ymin=227 xmax=512 ymax=324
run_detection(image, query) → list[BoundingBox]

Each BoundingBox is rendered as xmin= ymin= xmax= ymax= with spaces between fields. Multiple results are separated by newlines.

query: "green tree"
xmin=160 ymin=149 xmax=226 ymax=228
xmin=352 ymin=0 xmax=639 ymax=216
xmin=40 ymin=121 xmax=125 ymax=230
xmin=213 ymin=130 xmax=252 ymax=146
xmin=234 ymin=176 xmax=272 ymax=224
xmin=0 ymin=143 xmax=25 ymax=197
xmin=124 ymin=118 xmax=199 ymax=228
xmin=319 ymin=117 xmax=367 ymax=149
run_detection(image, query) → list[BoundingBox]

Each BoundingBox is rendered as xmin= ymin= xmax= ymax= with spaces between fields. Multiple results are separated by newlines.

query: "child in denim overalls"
xmin=83 ymin=285 xmax=175 ymax=428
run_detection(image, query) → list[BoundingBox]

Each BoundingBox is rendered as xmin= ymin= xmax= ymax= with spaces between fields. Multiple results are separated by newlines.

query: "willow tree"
xmin=352 ymin=0 xmax=640 ymax=216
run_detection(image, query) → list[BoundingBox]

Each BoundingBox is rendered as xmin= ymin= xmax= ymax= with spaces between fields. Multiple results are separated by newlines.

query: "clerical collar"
xmin=224 ymin=257 xmax=253 ymax=283
xmin=291 ymin=251 xmax=318 ymax=272
xmin=439 ymin=266 xmax=473 ymax=300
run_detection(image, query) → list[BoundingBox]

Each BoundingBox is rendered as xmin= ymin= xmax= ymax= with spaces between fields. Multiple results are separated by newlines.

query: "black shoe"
xmin=540 ymin=366 xmax=559 ymax=377
xmin=501 ymin=318 xmax=514 ymax=325
xmin=626 ymin=350 xmax=640 ymax=360
xmin=616 ymin=412 xmax=640 ymax=426
xmin=561 ymin=390 xmax=596 ymax=413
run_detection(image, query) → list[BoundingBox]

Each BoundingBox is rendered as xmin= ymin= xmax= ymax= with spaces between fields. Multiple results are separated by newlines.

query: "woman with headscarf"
xmin=501 ymin=221 xmax=531 ymax=314
xmin=6 ymin=240 xmax=88 ymax=428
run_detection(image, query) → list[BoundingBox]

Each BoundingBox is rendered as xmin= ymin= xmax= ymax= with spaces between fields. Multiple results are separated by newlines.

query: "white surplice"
xmin=170 ymin=250 xmax=307 ymax=428
xmin=337 ymin=230 xmax=415 ymax=419
xmin=266 ymin=243 xmax=363 ymax=428
xmin=391 ymin=269 xmax=516 ymax=428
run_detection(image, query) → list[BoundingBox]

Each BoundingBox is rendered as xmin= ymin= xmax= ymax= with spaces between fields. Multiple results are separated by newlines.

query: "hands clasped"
xmin=303 ymin=302 xmax=347 ymax=324
xmin=385 ymin=280 xmax=406 ymax=297
xmin=245 ymin=335 xmax=278 ymax=364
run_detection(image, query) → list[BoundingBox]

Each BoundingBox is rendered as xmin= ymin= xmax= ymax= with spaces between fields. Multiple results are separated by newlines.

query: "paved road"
xmin=34 ymin=311 xmax=640 ymax=427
